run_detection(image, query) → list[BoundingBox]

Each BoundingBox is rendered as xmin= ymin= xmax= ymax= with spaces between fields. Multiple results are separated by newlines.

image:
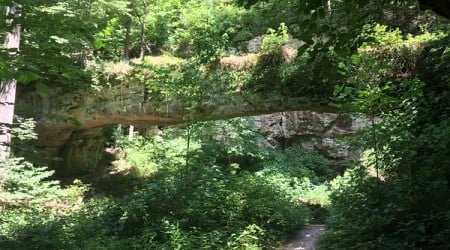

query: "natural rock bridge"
xmin=15 ymin=1 xmax=449 ymax=175
xmin=14 ymin=38 xmax=342 ymax=175
xmin=17 ymin=75 xmax=333 ymax=176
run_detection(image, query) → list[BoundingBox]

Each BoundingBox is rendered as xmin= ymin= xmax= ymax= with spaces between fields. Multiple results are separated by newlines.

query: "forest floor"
xmin=276 ymin=224 xmax=325 ymax=250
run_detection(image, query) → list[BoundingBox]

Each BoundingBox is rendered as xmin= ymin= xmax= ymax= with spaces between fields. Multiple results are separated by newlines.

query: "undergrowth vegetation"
xmin=318 ymin=24 xmax=450 ymax=250
xmin=2 ymin=0 xmax=449 ymax=249
xmin=1 ymin=118 xmax=335 ymax=249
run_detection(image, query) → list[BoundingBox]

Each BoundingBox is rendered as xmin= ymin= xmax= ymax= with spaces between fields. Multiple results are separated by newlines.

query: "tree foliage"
xmin=319 ymin=14 xmax=450 ymax=250
xmin=1 ymin=0 xmax=449 ymax=249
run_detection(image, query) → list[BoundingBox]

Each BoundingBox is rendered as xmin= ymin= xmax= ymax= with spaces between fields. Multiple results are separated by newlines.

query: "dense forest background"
xmin=0 ymin=0 xmax=449 ymax=249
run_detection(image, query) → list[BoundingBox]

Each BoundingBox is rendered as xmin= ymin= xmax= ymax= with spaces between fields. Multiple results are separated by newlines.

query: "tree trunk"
xmin=138 ymin=1 xmax=148 ymax=59
xmin=123 ymin=18 xmax=131 ymax=60
xmin=128 ymin=125 xmax=134 ymax=141
xmin=139 ymin=16 xmax=146 ymax=59
xmin=0 ymin=4 xmax=21 ymax=160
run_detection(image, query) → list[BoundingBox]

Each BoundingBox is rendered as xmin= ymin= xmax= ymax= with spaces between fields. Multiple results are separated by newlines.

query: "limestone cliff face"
xmin=16 ymin=79 xmax=330 ymax=176
xmin=254 ymin=111 xmax=367 ymax=167
xmin=17 ymin=81 xmax=360 ymax=175
xmin=17 ymin=84 xmax=364 ymax=175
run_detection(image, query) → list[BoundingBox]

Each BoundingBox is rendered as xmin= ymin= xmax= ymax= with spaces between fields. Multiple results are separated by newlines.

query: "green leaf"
xmin=17 ymin=71 xmax=42 ymax=84
xmin=36 ymin=82 xmax=51 ymax=95
xmin=350 ymin=54 xmax=360 ymax=64
xmin=93 ymin=38 xmax=104 ymax=49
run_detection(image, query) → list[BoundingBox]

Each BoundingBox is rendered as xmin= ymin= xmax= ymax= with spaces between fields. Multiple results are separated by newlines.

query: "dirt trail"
xmin=277 ymin=224 xmax=325 ymax=250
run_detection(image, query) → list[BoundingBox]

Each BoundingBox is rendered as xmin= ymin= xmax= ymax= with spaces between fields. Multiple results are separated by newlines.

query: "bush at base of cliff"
xmin=0 ymin=158 xmax=88 ymax=249
xmin=318 ymin=166 xmax=450 ymax=250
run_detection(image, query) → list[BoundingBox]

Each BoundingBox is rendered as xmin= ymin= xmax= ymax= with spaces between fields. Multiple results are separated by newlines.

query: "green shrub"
xmin=1 ymin=117 xmax=335 ymax=249
xmin=318 ymin=166 xmax=450 ymax=250
xmin=0 ymin=158 xmax=88 ymax=249
xmin=260 ymin=23 xmax=289 ymax=55
xmin=261 ymin=148 xmax=334 ymax=183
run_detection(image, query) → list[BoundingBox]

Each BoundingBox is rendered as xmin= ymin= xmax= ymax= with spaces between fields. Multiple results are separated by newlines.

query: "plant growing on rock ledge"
xmin=245 ymin=23 xmax=290 ymax=94
xmin=260 ymin=23 xmax=289 ymax=55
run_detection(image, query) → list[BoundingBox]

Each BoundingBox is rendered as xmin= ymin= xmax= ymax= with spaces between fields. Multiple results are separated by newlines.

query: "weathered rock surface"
xmin=16 ymin=80 xmax=330 ymax=175
xmin=240 ymin=35 xmax=304 ymax=55
xmin=18 ymin=89 xmax=362 ymax=175
xmin=17 ymin=83 xmax=364 ymax=175
xmin=254 ymin=111 xmax=367 ymax=167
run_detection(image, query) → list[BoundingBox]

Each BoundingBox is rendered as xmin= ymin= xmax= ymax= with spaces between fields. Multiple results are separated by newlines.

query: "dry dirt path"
xmin=276 ymin=224 xmax=325 ymax=250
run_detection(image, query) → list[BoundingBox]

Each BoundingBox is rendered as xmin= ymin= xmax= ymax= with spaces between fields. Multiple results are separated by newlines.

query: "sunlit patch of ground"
xmin=276 ymin=224 xmax=325 ymax=250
